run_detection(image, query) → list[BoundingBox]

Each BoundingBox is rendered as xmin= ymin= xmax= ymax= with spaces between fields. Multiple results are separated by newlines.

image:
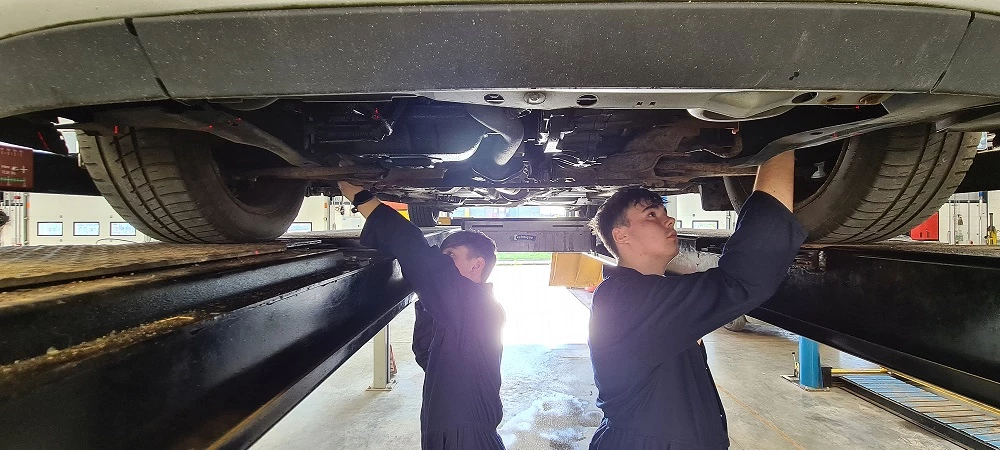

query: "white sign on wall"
xmin=287 ymin=222 xmax=313 ymax=233
xmin=111 ymin=222 xmax=137 ymax=236
xmin=37 ymin=222 xmax=63 ymax=236
xmin=74 ymin=222 xmax=100 ymax=236
xmin=692 ymin=220 xmax=720 ymax=230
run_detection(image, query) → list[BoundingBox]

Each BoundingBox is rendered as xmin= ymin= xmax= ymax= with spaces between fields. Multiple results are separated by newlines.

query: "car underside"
xmin=3 ymin=1 xmax=1000 ymax=243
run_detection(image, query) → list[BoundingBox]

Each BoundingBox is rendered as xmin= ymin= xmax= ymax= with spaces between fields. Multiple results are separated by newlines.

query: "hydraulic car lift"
xmin=0 ymin=229 xmax=450 ymax=449
xmin=670 ymin=232 xmax=1000 ymax=449
xmin=2 ymin=224 xmax=1000 ymax=449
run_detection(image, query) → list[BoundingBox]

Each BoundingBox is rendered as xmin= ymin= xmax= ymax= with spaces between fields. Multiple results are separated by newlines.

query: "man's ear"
xmin=471 ymin=256 xmax=486 ymax=279
xmin=611 ymin=226 xmax=628 ymax=248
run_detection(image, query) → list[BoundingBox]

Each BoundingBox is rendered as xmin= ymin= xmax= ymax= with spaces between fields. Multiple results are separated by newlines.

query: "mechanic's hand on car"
xmin=338 ymin=181 xmax=381 ymax=218
xmin=337 ymin=181 xmax=364 ymax=203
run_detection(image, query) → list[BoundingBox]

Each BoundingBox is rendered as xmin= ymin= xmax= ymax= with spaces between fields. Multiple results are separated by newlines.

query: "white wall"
xmin=284 ymin=196 xmax=367 ymax=234
xmin=24 ymin=193 xmax=153 ymax=246
xmin=0 ymin=192 xmax=361 ymax=246
xmin=669 ymin=193 xmax=737 ymax=230
xmin=668 ymin=190 xmax=1000 ymax=243
xmin=330 ymin=196 xmax=366 ymax=230
xmin=286 ymin=196 xmax=332 ymax=234
xmin=13 ymin=189 xmax=1000 ymax=246
xmin=937 ymin=192 xmax=991 ymax=245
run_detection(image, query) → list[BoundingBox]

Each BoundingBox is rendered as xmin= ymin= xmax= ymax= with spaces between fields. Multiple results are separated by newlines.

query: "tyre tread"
xmin=78 ymin=128 xmax=303 ymax=243
xmin=815 ymin=126 xmax=977 ymax=243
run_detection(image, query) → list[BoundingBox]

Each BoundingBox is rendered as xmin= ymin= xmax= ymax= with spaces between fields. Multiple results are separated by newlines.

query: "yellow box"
xmin=549 ymin=252 xmax=610 ymax=288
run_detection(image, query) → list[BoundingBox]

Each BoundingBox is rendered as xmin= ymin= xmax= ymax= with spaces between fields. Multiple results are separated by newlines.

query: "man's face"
xmin=442 ymin=245 xmax=484 ymax=283
xmin=614 ymin=201 xmax=679 ymax=262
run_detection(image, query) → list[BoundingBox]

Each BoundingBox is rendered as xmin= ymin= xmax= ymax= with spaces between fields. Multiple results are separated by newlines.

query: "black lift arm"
xmin=5 ymin=228 xmax=999 ymax=448
xmin=671 ymin=233 xmax=1000 ymax=410
xmin=0 ymin=229 xmax=450 ymax=449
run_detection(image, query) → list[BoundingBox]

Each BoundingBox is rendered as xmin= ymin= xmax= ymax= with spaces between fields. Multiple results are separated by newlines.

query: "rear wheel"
xmin=726 ymin=125 xmax=978 ymax=243
xmin=78 ymin=127 xmax=308 ymax=243
xmin=408 ymin=204 xmax=439 ymax=227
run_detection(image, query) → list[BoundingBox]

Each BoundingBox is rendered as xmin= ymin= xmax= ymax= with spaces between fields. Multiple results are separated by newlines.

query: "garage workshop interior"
xmin=3 ymin=1 xmax=1000 ymax=449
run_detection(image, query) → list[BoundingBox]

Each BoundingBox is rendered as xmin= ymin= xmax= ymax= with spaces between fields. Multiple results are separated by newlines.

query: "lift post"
xmin=367 ymin=326 xmax=395 ymax=391
xmin=797 ymin=337 xmax=824 ymax=390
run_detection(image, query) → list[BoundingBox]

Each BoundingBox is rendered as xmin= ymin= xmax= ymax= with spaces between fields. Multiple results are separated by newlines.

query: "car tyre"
xmin=725 ymin=124 xmax=978 ymax=243
xmin=408 ymin=204 xmax=439 ymax=227
xmin=78 ymin=127 xmax=307 ymax=243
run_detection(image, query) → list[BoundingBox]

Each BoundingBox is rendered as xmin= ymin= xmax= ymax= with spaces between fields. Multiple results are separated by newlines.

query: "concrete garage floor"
xmin=253 ymin=265 xmax=955 ymax=450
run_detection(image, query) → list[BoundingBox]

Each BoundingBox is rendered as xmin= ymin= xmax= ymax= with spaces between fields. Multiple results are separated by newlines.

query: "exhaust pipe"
xmin=465 ymin=105 xmax=524 ymax=166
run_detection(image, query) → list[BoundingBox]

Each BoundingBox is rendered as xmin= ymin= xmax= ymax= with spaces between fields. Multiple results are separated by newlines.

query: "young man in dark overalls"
xmin=587 ymin=152 xmax=807 ymax=449
xmin=339 ymin=181 xmax=507 ymax=450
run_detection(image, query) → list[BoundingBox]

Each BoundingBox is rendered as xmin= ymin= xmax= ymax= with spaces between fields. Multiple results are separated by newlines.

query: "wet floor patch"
xmin=500 ymin=391 xmax=603 ymax=449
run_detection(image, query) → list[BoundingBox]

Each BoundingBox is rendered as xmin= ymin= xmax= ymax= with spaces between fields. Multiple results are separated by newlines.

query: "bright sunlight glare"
xmin=489 ymin=264 xmax=590 ymax=348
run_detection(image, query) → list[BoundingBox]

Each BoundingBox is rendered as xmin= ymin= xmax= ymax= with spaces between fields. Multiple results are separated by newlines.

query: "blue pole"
xmin=799 ymin=337 xmax=823 ymax=389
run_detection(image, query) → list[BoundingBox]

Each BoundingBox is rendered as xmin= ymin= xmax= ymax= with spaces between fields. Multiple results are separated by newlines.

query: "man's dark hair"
xmin=589 ymin=187 xmax=665 ymax=258
xmin=441 ymin=230 xmax=498 ymax=279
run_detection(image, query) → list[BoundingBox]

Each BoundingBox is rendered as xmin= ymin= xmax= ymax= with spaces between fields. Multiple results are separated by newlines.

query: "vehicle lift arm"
xmin=0 ymin=230 xmax=450 ymax=449
xmin=2 ymin=225 xmax=1000 ymax=448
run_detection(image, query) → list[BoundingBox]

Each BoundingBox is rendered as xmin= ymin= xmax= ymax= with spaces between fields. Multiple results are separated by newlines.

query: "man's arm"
xmin=595 ymin=152 xmax=806 ymax=360
xmin=412 ymin=300 xmax=434 ymax=371
xmin=338 ymin=182 xmax=382 ymax=217
xmin=753 ymin=150 xmax=794 ymax=211
xmin=338 ymin=182 xmax=471 ymax=327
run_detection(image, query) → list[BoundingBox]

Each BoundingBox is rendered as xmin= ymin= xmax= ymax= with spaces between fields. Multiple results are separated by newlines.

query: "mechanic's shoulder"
xmin=593 ymin=269 xmax=651 ymax=306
